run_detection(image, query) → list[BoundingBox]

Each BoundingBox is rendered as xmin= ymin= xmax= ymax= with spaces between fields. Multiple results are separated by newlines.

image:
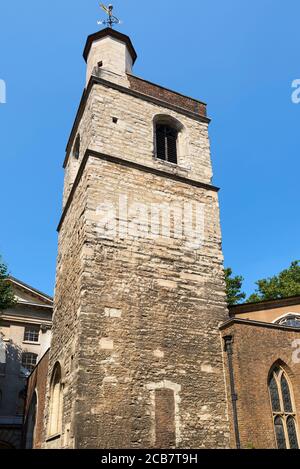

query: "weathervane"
xmin=97 ymin=4 xmax=121 ymax=28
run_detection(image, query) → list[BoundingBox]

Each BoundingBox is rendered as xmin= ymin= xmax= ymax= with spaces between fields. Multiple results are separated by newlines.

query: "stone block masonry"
xmin=44 ymin=149 xmax=230 ymax=448
xmin=43 ymin=28 xmax=230 ymax=449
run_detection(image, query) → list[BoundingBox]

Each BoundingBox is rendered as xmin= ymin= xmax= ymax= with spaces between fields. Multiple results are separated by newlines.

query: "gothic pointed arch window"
xmin=268 ymin=365 xmax=299 ymax=449
xmin=48 ymin=362 xmax=63 ymax=437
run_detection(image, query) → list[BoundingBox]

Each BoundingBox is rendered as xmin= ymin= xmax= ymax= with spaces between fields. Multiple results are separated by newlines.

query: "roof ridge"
xmin=9 ymin=276 xmax=53 ymax=303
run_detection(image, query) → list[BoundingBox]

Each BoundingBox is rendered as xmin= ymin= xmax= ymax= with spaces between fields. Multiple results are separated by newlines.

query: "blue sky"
xmin=0 ymin=0 xmax=299 ymax=297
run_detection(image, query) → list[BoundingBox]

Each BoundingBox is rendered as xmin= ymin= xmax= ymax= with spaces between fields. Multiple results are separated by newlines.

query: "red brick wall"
xmin=221 ymin=321 xmax=300 ymax=449
xmin=24 ymin=349 xmax=49 ymax=448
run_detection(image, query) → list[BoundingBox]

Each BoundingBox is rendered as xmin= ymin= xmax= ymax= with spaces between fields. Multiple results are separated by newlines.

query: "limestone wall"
xmin=43 ymin=169 xmax=89 ymax=449
xmin=64 ymin=81 xmax=214 ymax=206
xmin=48 ymin=47 xmax=230 ymax=448
xmin=62 ymin=154 xmax=230 ymax=448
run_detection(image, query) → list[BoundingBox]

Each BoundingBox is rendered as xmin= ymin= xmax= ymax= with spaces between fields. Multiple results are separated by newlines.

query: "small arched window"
xmin=73 ymin=134 xmax=80 ymax=160
xmin=48 ymin=363 xmax=63 ymax=437
xmin=156 ymin=124 xmax=178 ymax=164
xmin=269 ymin=365 xmax=299 ymax=449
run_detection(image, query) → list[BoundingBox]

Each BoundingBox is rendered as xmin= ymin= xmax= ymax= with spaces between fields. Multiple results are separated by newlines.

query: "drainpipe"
xmin=224 ymin=335 xmax=241 ymax=449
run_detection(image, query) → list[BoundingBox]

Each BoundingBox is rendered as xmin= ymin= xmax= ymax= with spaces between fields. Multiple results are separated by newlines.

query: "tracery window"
xmin=276 ymin=314 xmax=300 ymax=328
xmin=269 ymin=366 xmax=299 ymax=449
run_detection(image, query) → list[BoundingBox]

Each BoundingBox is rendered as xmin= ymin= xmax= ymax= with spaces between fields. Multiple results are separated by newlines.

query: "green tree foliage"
xmin=225 ymin=267 xmax=246 ymax=306
xmin=0 ymin=259 xmax=15 ymax=310
xmin=248 ymin=261 xmax=300 ymax=303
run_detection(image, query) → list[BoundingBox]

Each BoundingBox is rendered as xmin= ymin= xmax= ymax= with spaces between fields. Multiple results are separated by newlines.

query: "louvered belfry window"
xmin=156 ymin=124 xmax=178 ymax=164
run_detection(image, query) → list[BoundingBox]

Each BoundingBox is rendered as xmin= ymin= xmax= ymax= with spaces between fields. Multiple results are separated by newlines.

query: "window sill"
xmin=152 ymin=157 xmax=190 ymax=172
xmin=46 ymin=433 xmax=61 ymax=443
xmin=23 ymin=341 xmax=40 ymax=346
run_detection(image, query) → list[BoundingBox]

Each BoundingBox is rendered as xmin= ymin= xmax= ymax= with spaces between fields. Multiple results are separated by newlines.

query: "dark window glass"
xmin=21 ymin=353 xmax=38 ymax=375
xmin=167 ymin=128 xmax=178 ymax=164
xmin=281 ymin=375 xmax=293 ymax=413
xmin=156 ymin=125 xmax=178 ymax=164
xmin=286 ymin=318 xmax=300 ymax=327
xmin=269 ymin=375 xmax=281 ymax=412
xmin=274 ymin=417 xmax=287 ymax=449
xmin=24 ymin=326 xmax=39 ymax=343
xmin=287 ymin=417 xmax=299 ymax=449
xmin=278 ymin=316 xmax=300 ymax=328
xmin=156 ymin=125 xmax=167 ymax=160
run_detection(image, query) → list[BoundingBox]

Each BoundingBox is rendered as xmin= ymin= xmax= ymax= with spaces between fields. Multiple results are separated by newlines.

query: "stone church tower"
xmin=44 ymin=27 xmax=230 ymax=449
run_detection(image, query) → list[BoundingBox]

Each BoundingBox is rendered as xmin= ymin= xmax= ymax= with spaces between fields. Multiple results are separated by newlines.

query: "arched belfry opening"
xmin=153 ymin=115 xmax=187 ymax=165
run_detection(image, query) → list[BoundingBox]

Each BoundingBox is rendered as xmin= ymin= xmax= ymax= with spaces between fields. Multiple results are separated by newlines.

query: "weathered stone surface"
xmin=63 ymin=81 xmax=214 ymax=206
xmin=43 ymin=29 xmax=230 ymax=449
